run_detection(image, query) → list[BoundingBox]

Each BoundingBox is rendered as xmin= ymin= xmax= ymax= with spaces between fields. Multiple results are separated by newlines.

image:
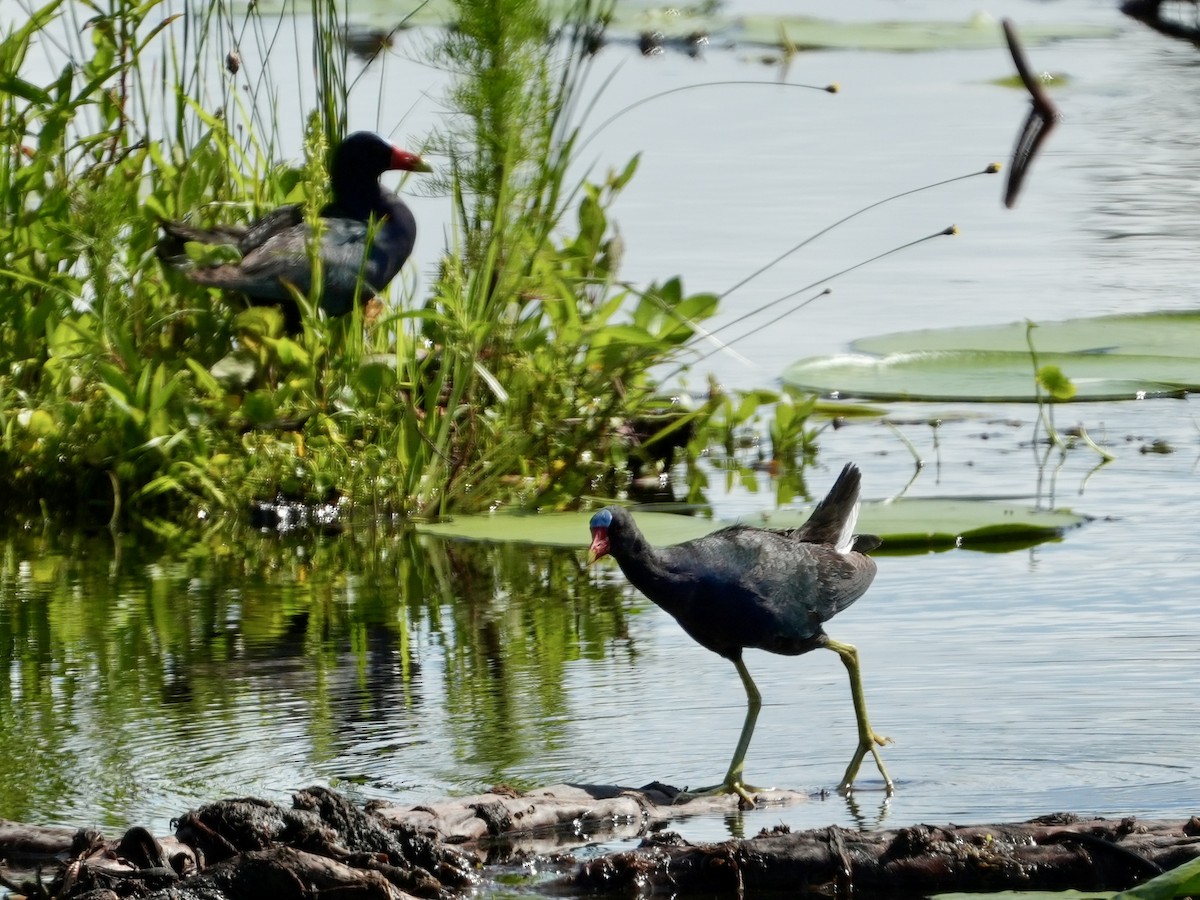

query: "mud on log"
xmin=2 ymin=784 xmax=1200 ymax=898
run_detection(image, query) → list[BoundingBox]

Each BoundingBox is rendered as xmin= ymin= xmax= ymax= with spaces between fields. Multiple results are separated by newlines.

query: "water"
xmin=3 ymin=0 xmax=1200 ymax=870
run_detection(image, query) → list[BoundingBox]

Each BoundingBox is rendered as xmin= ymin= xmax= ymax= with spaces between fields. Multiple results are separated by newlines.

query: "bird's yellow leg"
xmin=675 ymin=657 xmax=764 ymax=808
xmin=825 ymin=637 xmax=894 ymax=794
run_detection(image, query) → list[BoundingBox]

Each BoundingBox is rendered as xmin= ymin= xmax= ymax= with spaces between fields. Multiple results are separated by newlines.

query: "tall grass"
xmin=0 ymin=0 xmax=758 ymax=530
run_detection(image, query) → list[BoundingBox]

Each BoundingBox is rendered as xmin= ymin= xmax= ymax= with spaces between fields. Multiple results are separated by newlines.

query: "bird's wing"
xmin=185 ymin=220 xmax=381 ymax=301
xmin=670 ymin=528 xmax=876 ymax=650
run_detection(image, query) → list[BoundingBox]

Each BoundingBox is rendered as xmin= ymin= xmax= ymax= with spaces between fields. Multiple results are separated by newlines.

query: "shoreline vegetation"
xmin=0 ymin=0 xmax=823 ymax=535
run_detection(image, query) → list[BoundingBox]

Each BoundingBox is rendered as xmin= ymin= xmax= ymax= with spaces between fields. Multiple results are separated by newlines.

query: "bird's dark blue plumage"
xmin=586 ymin=462 xmax=892 ymax=803
xmin=159 ymin=131 xmax=430 ymax=330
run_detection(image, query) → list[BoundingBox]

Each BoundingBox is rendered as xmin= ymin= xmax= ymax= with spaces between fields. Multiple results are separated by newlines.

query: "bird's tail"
xmin=796 ymin=463 xmax=863 ymax=552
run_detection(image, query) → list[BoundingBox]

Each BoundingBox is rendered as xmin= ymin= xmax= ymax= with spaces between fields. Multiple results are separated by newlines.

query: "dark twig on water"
xmin=1002 ymin=19 xmax=1061 ymax=209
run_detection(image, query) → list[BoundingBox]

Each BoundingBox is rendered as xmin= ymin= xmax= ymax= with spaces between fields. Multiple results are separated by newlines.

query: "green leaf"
xmin=185 ymin=241 xmax=242 ymax=266
xmin=264 ymin=336 xmax=310 ymax=368
xmin=415 ymin=499 xmax=1085 ymax=553
xmin=210 ymin=349 xmax=259 ymax=391
xmin=0 ymin=73 xmax=52 ymax=104
xmin=234 ymin=307 xmax=283 ymax=339
xmin=1036 ymin=365 xmax=1076 ymax=400
xmin=17 ymin=408 xmax=57 ymax=438
xmin=418 ymin=509 xmax=717 ymax=547
xmin=674 ymin=292 xmax=719 ymax=322
xmin=782 ymin=350 xmax=1199 ymax=402
xmin=241 ymin=391 xmax=277 ymax=426
xmin=1113 ymin=854 xmax=1200 ymax=899
xmin=185 ymin=359 xmax=224 ymax=398
xmin=355 ymin=361 xmax=398 ymax=396
xmin=593 ymin=324 xmax=658 ymax=347
xmin=786 ymin=311 xmax=1200 ymax=401
xmin=854 ymin=311 xmax=1200 ymax=358
xmin=577 ymin=192 xmax=606 ymax=248
xmin=611 ymin=153 xmax=640 ymax=191
xmin=738 ymin=15 xmax=1113 ymax=51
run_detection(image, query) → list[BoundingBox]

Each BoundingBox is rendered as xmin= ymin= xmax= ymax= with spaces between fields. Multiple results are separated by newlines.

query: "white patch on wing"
xmin=836 ymin=501 xmax=859 ymax=554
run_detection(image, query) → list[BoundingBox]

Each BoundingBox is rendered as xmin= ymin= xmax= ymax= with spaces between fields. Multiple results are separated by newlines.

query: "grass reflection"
xmin=0 ymin=527 xmax=630 ymax=827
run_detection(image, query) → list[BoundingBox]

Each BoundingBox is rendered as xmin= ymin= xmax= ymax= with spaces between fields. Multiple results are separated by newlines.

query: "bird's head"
xmin=336 ymin=132 xmax=433 ymax=180
xmin=586 ymin=507 xmax=614 ymax=564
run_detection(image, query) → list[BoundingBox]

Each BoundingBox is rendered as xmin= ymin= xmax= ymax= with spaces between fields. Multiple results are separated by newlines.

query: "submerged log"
xmin=2 ymin=784 xmax=1200 ymax=899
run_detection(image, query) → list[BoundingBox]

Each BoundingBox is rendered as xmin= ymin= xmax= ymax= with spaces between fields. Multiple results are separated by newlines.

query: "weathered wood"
xmin=0 ymin=786 xmax=475 ymax=900
xmin=565 ymin=813 xmax=1200 ymax=897
xmin=0 ymin=819 xmax=77 ymax=863
xmin=3 ymin=785 xmax=1200 ymax=899
xmin=371 ymin=782 xmax=809 ymax=857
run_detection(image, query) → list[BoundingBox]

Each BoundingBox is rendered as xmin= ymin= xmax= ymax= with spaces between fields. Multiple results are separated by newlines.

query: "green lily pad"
xmin=781 ymin=350 xmax=1199 ymax=402
xmin=990 ymin=72 xmax=1070 ymax=89
xmin=253 ymin=3 xmax=1115 ymax=54
xmin=784 ymin=311 xmax=1200 ymax=402
xmin=415 ymin=499 xmax=1085 ymax=554
xmin=738 ymin=15 xmax=1114 ymax=52
xmin=418 ymin=509 xmax=717 ymax=548
xmin=853 ymin=311 xmax=1200 ymax=358
xmin=731 ymin=499 xmax=1084 ymax=552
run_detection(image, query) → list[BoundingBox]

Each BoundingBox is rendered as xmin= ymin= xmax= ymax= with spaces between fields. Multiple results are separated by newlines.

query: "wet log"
xmin=0 ymin=786 xmax=475 ymax=900
xmin=370 ymin=782 xmax=809 ymax=858
xmin=0 ymin=820 xmax=76 ymax=863
xmin=565 ymin=813 xmax=1200 ymax=897
xmin=4 ymin=785 xmax=1200 ymax=899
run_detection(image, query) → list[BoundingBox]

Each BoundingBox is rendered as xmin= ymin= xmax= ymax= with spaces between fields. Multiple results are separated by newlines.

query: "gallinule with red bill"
xmin=160 ymin=131 xmax=430 ymax=331
xmin=587 ymin=462 xmax=893 ymax=806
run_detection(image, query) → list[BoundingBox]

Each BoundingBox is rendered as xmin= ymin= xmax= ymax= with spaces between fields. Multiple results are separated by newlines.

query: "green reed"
xmin=0 ymin=0 xmax=773 ymax=530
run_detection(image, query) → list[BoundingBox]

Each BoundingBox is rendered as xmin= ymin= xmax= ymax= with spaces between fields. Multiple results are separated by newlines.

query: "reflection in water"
xmin=3 ymin=394 xmax=1200 ymax=842
xmin=3 ymin=0 xmax=1200 ymax=850
xmin=0 ymin=528 xmax=628 ymax=830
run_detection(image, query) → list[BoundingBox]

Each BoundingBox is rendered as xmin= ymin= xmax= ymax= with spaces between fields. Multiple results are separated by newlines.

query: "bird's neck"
xmin=330 ymin=176 xmax=387 ymax=219
xmin=611 ymin=535 xmax=683 ymax=611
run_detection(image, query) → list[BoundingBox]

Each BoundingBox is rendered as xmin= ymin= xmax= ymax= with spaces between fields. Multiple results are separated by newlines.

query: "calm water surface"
xmin=2 ymin=0 xmax=1199 ymax=866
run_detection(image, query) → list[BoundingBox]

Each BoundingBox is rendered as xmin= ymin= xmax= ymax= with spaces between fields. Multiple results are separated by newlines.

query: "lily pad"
xmin=418 ymin=509 xmax=717 ymax=548
xmin=853 ymin=311 xmax=1200 ymax=358
xmin=781 ymin=350 xmax=1198 ymax=402
xmin=726 ymin=499 xmax=1085 ymax=552
xmin=783 ymin=311 xmax=1200 ymax=402
xmin=254 ymin=2 xmax=1116 ymax=54
xmin=415 ymin=499 xmax=1085 ymax=554
xmin=737 ymin=15 xmax=1114 ymax=52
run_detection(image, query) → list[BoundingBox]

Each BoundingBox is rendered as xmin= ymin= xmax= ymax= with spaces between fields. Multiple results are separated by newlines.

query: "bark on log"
xmin=565 ymin=813 xmax=1200 ymax=897
xmin=3 ymin=784 xmax=1200 ymax=899
xmin=370 ymin=782 xmax=790 ymax=858
xmin=0 ymin=786 xmax=475 ymax=900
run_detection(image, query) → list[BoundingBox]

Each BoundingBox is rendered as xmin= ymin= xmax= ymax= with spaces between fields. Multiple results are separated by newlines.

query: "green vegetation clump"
xmin=0 ymin=0 xmax=811 ymax=531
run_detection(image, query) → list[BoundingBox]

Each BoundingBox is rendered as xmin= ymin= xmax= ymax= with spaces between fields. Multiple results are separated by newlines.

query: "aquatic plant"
xmin=0 ymin=0 xmax=744 ymax=528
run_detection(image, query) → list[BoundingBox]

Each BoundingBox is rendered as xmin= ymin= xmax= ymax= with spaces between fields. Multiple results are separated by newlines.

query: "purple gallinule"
xmin=587 ymin=463 xmax=892 ymax=805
